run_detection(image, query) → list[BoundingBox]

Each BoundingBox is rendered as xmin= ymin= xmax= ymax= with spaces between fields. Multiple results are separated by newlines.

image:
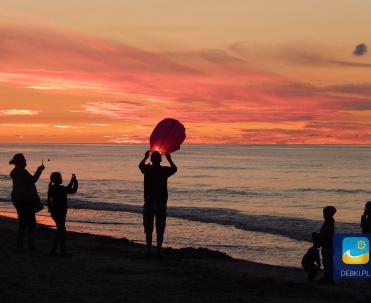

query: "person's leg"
xmin=143 ymin=203 xmax=155 ymax=258
xmin=60 ymin=233 xmax=67 ymax=254
xmin=57 ymin=217 xmax=67 ymax=254
xmin=302 ymin=262 xmax=312 ymax=281
xmin=51 ymin=229 xmax=59 ymax=255
xmin=16 ymin=227 xmax=26 ymax=251
xmin=321 ymin=248 xmax=334 ymax=283
xmin=307 ymin=263 xmax=319 ymax=282
xmin=51 ymin=216 xmax=61 ymax=255
xmin=26 ymin=211 xmax=37 ymax=252
xmin=155 ymin=203 xmax=167 ymax=258
xmin=156 ymin=233 xmax=164 ymax=256
xmin=146 ymin=233 xmax=153 ymax=255
xmin=326 ymin=249 xmax=333 ymax=281
xmin=27 ymin=229 xmax=36 ymax=251
xmin=16 ymin=206 xmax=27 ymax=251
xmin=52 ymin=216 xmax=69 ymax=255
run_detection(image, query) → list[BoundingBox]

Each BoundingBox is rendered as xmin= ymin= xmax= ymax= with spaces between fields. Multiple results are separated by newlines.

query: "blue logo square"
xmin=334 ymin=234 xmax=371 ymax=279
xmin=342 ymin=237 xmax=369 ymax=264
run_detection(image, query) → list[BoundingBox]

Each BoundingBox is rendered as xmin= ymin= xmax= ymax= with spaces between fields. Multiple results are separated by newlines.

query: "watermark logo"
xmin=342 ymin=237 xmax=369 ymax=264
xmin=334 ymin=234 xmax=371 ymax=279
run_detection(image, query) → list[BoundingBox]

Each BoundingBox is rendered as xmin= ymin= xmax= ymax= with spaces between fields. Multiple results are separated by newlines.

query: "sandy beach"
xmin=1 ymin=215 xmax=370 ymax=303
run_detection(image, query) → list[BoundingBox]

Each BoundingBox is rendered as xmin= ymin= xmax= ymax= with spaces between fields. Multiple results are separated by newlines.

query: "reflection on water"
xmin=70 ymin=209 xmax=310 ymax=267
xmin=0 ymin=207 xmax=308 ymax=268
xmin=0 ymin=207 xmax=310 ymax=267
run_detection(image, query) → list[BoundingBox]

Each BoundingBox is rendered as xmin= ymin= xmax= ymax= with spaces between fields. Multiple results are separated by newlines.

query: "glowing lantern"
xmin=150 ymin=118 xmax=186 ymax=154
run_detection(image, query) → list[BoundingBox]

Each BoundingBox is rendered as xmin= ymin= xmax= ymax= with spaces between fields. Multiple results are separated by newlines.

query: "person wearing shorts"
xmin=139 ymin=150 xmax=177 ymax=259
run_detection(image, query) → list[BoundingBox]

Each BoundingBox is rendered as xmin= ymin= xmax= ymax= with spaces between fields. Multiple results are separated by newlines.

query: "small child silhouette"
xmin=47 ymin=172 xmax=78 ymax=257
xmin=301 ymin=232 xmax=321 ymax=282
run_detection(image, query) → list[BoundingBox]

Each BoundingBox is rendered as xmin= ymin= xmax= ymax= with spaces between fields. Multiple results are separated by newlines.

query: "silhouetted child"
xmin=47 ymin=172 xmax=78 ymax=257
xmin=361 ymin=201 xmax=371 ymax=233
xmin=301 ymin=232 xmax=321 ymax=282
xmin=318 ymin=205 xmax=336 ymax=284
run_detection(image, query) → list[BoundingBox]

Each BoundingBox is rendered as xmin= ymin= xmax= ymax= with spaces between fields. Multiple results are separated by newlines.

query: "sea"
xmin=0 ymin=144 xmax=369 ymax=267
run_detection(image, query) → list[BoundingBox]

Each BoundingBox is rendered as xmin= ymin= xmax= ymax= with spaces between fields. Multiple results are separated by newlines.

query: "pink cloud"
xmin=1 ymin=20 xmax=371 ymax=144
xmin=0 ymin=22 xmax=280 ymax=102
xmin=83 ymin=101 xmax=145 ymax=120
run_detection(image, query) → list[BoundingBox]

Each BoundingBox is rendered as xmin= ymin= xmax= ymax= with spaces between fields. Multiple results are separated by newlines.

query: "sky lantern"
xmin=150 ymin=118 xmax=186 ymax=154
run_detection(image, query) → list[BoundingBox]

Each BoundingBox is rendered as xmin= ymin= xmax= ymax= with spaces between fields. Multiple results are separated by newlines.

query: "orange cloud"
xmin=0 ymin=20 xmax=371 ymax=144
xmin=0 ymin=109 xmax=40 ymax=115
xmin=83 ymin=101 xmax=145 ymax=120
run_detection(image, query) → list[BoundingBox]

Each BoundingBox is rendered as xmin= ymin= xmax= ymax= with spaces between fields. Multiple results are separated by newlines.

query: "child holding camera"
xmin=47 ymin=172 xmax=78 ymax=257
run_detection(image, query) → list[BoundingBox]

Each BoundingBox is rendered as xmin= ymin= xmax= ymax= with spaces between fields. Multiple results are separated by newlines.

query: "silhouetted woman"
xmin=9 ymin=153 xmax=45 ymax=252
xmin=47 ymin=172 xmax=78 ymax=257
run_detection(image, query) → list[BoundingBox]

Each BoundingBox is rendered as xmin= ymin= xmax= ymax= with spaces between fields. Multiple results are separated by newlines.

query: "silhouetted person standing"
xmin=47 ymin=172 xmax=78 ymax=257
xmin=361 ymin=201 xmax=371 ymax=233
xmin=318 ymin=206 xmax=336 ymax=284
xmin=9 ymin=153 xmax=45 ymax=252
xmin=139 ymin=150 xmax=177 ymax=259
xmin=361 ymin=201 xmax=371 ymax=283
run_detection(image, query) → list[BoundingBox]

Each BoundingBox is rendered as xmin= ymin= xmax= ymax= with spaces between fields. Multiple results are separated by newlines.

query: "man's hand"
xmin=141 ymin=150 xmax=150 ymax=164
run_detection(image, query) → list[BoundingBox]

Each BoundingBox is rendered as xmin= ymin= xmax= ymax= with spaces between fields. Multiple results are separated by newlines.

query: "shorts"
xmin=16 ymin=202 xmax=36 ymax=229
xmin=143 ymin=201 xmax=167 ymax=235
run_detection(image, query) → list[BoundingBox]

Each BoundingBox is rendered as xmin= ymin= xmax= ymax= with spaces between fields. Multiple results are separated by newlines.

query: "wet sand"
xmin=1 ymin=214 xmax=370 ymax=303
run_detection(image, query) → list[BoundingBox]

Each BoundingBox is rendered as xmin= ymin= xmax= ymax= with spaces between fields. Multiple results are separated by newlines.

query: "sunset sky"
xmin=1 ymin=1 xmax=370 ymax=144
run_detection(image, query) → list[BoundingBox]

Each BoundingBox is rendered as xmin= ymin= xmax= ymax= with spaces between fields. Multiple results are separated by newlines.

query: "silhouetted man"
xmin=139 ymin=150 xmax=177 ymax=259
